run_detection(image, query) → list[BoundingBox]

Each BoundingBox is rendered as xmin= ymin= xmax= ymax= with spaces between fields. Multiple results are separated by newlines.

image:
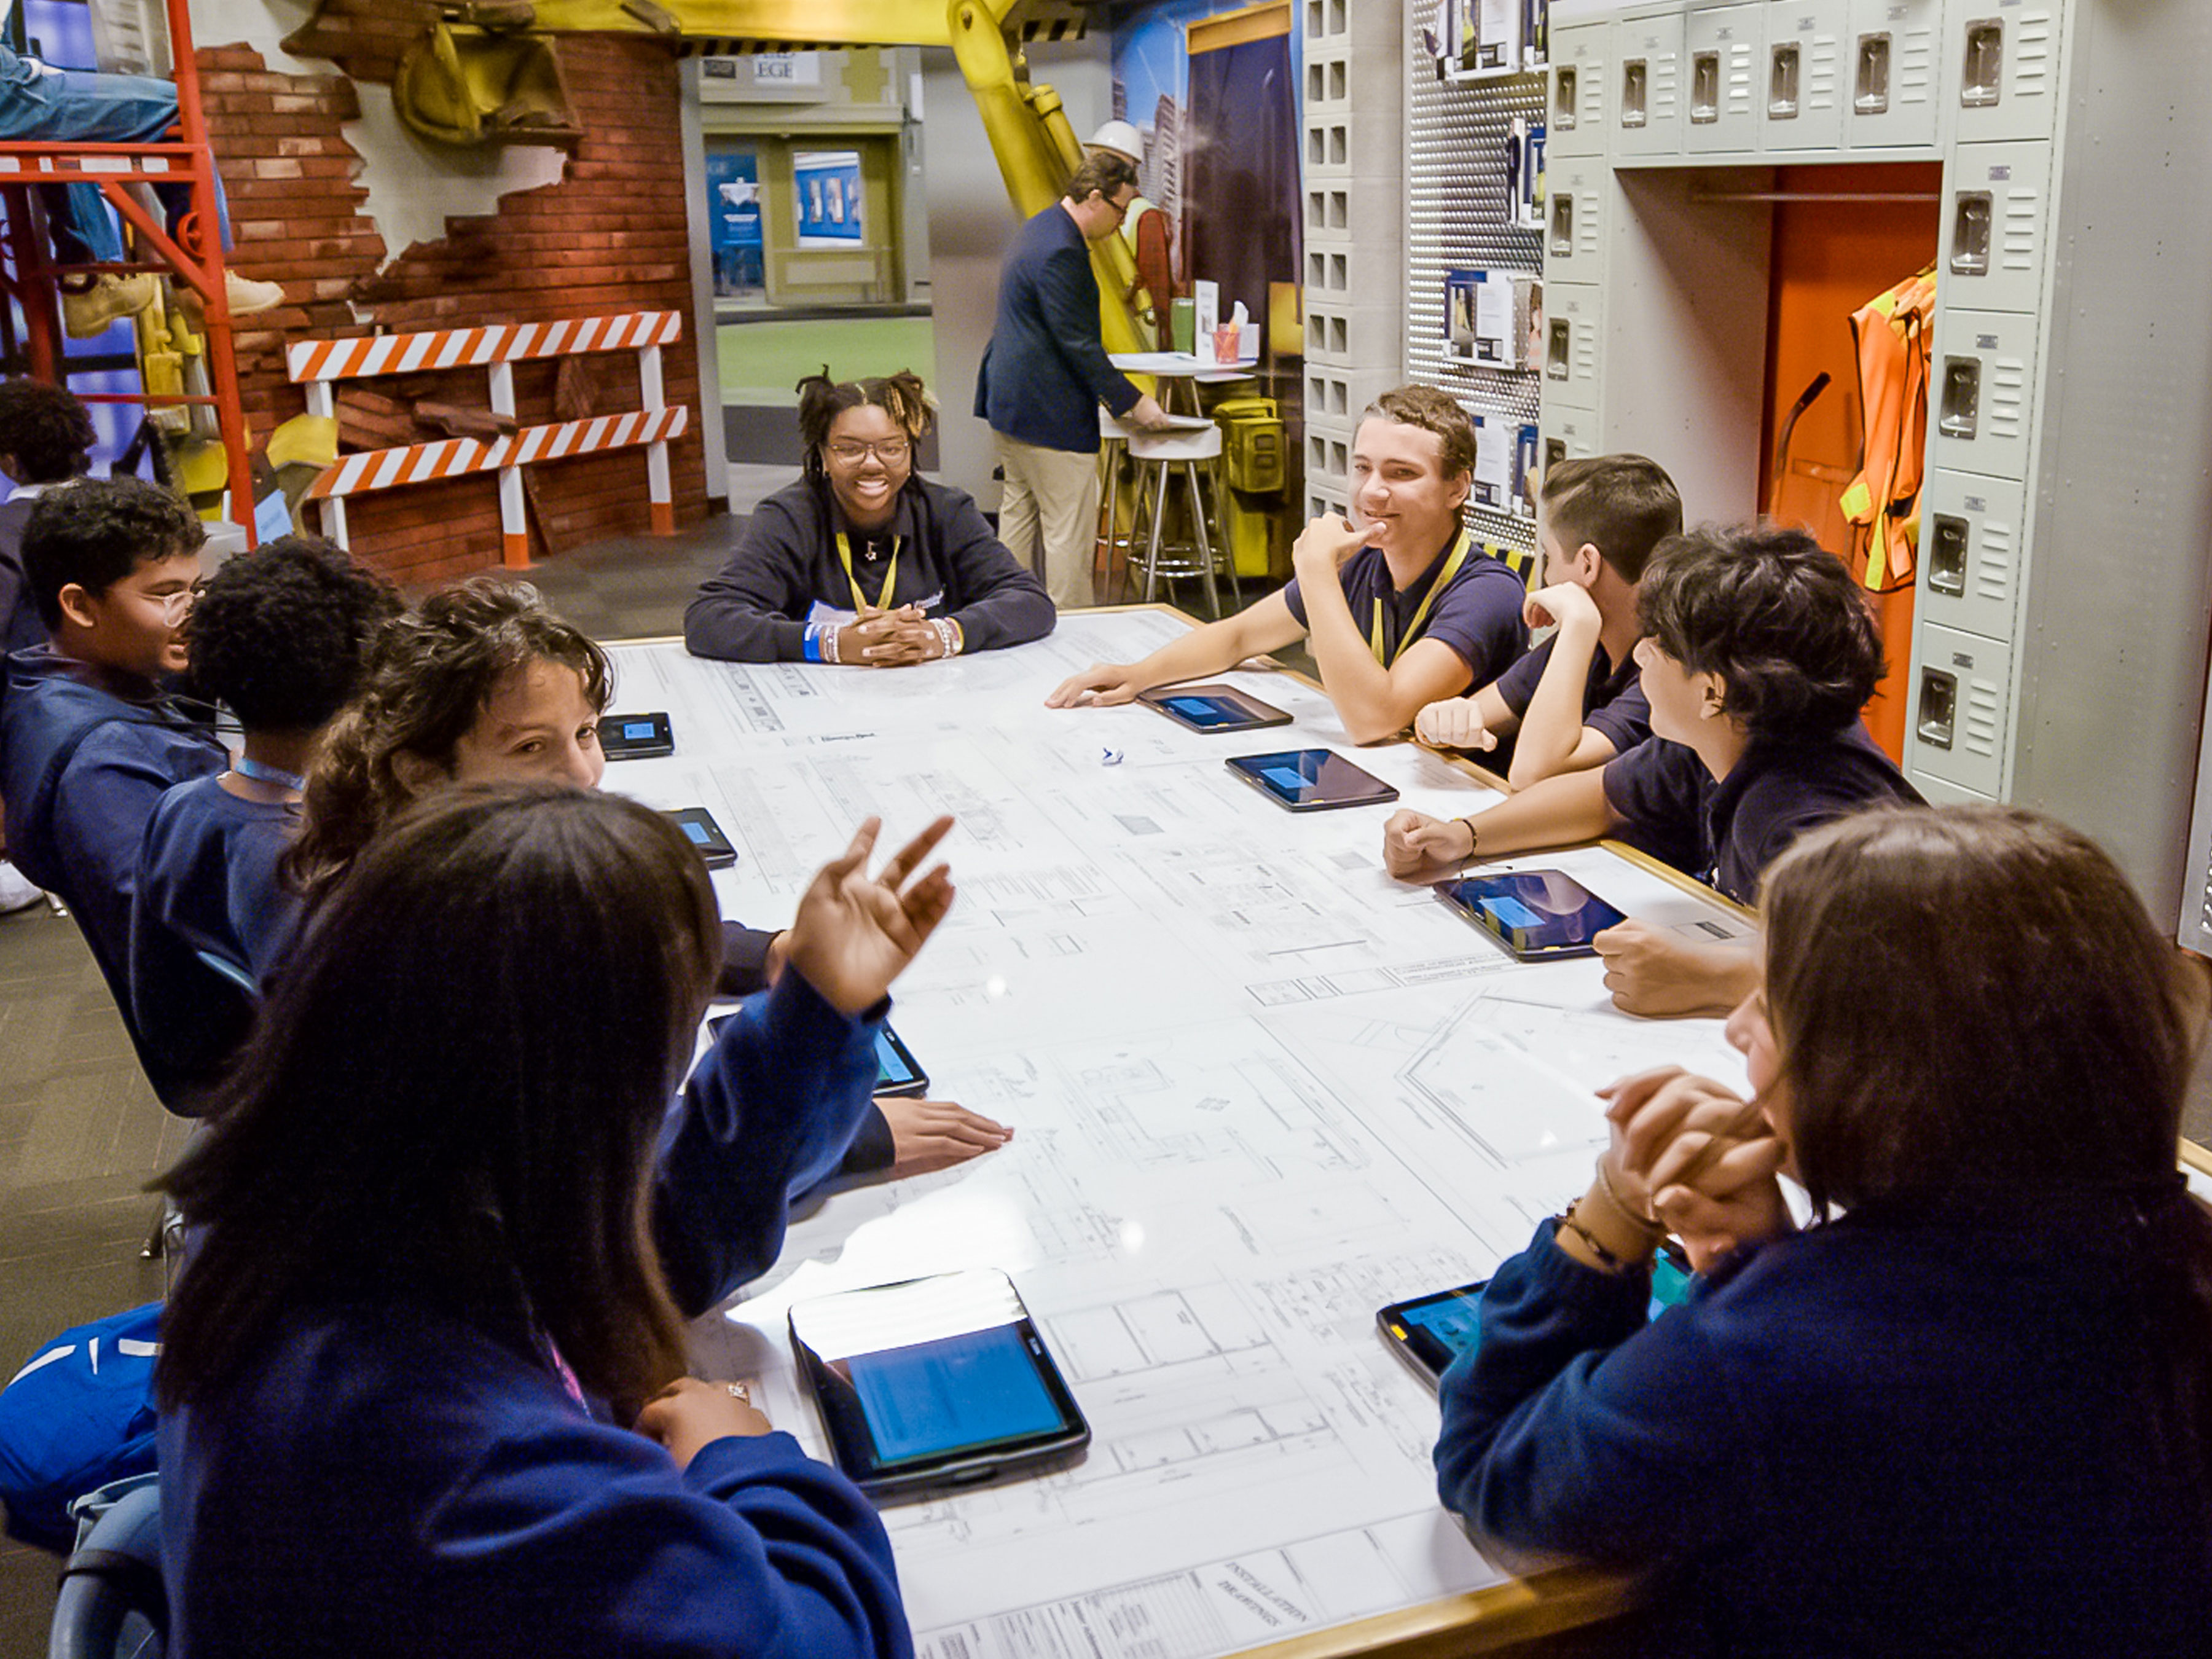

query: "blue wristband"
xmin=802 ymin=624 xmax=823 ymax=663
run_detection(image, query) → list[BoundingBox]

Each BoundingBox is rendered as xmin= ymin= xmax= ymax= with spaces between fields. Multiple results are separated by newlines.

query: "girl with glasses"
xmin=685 ymin=368 xmax=1056 ymax=667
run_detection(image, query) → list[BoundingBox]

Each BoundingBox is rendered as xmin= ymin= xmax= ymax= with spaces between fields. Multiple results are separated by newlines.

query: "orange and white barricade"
xmin=285 ymin=312 xmax=689 ymax=567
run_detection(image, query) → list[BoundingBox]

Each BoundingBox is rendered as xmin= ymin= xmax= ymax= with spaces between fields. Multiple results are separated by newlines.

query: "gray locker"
xmin=1545 ymin=158 xmax=1609 ymax=271
xmin=1918 ymin=469 xmax=2028 ymax=643
xmin=1543 ymin=281 xmax=1605 ymax=413
xmin=1540 ymin=404 xmax=1601 ymax=467
xmin=1550 ymin=23 xmax=1611 ymax=157
xmin=1763 ymin=0 xmax=1848 ymax=151
xmin=1614 ymin=10 xmax=1686 ymax=157
xmin=1948 ymin=0 xmax=2065 ymax=144
xmin=1845 ymin=0 xmax=1942 ymax=149
xmin=1936 ymin=140 xmax=2051 ymax=316
xmin=1931 ymin=307 xmax=2036 ymax=480
xmin=1907 ymin=621 xmax=2012 ymax=798
xmin=1686 ymin=4 xmax=1763 ymax=153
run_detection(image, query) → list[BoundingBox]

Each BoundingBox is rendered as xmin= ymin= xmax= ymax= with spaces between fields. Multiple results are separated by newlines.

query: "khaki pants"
xmin=995 ymin=434 xmax=1102 ymax=612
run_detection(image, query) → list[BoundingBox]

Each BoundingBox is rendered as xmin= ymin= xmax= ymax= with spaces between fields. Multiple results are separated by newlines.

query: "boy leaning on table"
xmin=1046 ymin=384 xmax=1528 ymax=745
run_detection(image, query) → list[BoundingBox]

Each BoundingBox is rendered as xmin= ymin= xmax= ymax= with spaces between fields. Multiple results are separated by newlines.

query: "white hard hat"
xmin=1087 ymin=120 xmax=1143 ymax=164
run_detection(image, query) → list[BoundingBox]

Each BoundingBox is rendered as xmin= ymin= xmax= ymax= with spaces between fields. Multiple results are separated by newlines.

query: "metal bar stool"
xmin=1124 ymin=423 xmax=1241 ymax=614
xmin=1094 ymin=407 xmax=1132 ymax=598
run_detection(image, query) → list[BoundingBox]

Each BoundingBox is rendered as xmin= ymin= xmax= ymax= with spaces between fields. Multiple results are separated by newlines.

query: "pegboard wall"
xmin=1405 ymin=26 xmax=1547 ymax=567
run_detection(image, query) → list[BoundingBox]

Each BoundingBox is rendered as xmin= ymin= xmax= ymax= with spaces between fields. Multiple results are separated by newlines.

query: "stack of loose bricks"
xmin=195 ymin=0 xmax=707 ymax=584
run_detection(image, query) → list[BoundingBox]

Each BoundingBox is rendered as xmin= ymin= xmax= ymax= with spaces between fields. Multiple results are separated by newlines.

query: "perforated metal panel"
xmin=1405 ymin=33 xmax=1547 ymax=560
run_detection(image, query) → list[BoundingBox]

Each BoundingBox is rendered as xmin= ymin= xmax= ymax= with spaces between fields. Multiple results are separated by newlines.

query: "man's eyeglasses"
xmin=151 ymin=582 xmax=204 ymax=624
xmin=826 ymin=437 xmax=912 ymax=465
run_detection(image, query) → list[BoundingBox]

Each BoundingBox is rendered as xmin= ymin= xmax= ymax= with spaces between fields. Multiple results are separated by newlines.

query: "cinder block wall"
xmin=197 ymin=15 xmax=708 ymax=584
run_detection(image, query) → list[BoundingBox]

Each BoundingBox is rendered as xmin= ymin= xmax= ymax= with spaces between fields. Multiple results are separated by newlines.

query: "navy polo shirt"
xmin=1491 ymin=636 xmax=1652 ymax=757
xmin=1282 ymin=542 xmax=1527 ymax=689
xmin=1601 ymin=723 xmax=1921 ymax=904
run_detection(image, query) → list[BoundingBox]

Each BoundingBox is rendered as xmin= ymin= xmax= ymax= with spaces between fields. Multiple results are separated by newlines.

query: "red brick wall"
xmin=195 ymin=26 xmax=708 ymax=585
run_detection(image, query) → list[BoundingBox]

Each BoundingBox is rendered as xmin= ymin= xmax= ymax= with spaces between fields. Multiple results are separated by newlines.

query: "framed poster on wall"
xmin=705 ymin=149 xmax=764 ymax=297
xmin=794 ymin=150 xmax=864 ymax=247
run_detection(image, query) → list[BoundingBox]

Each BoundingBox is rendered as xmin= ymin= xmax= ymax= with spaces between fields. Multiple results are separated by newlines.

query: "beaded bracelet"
xmin=1596 ymin=1159 xmax=1666 ymax=1238
xmin=1556 ymin=1199 xmax=1631 ymax=1272
xmin=822 ymin=622 xmax=842 ymax=665
xmin=933 ymin=618 xmax=960 ymax=659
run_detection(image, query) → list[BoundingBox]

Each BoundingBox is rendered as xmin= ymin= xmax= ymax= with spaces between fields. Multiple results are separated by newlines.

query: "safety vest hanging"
xmin=1369 ymin=529 xmax=1472 ymax=666
xmin=834 ymin=531 xmax=899 ymax=613
xmin=1839 ymin=265 xmax=1937 ymax=592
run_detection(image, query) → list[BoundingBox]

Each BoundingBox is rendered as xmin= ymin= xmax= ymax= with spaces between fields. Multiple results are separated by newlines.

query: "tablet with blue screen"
xmin=1225 ymin=748 xmax=1400 ymax=812
xmin=1378 ymin=1242 xmax=1695 ymax=1387
xmin=1136 ymin=682 xmax=1293 ymax=734
xmin=600 ymin=710 xmax=674 ymax=759
xmin=790 ymin=1269 xmax=1088 ymax=1498
xmin=1433 ymin=868 xmax=1628 ymax=959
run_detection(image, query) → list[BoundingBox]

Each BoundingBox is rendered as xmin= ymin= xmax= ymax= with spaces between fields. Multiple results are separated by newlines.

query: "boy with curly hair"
xmin=128 ymin=535 xmax=399 ymax=1104
xmin=1383 ymin=524 xmax=1921 ymax=1015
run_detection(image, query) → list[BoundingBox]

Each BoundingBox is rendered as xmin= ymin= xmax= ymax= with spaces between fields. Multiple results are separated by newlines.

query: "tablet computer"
xmin=1433 ymin=868 xmax=1628 ymax=960
xmin=665 ymin=806 xmax=737 ymax=869
xmin=1378 ymin=1241 xmax=1693 ymax=1389
xmin=600 ymin=711 xmax=674 ymax=760
xmin=1137 ymin=683 xmax=1294 ymax=734
xmin=790 ymin=1268 xmax=1088 ymax=1499
xmin=1225 ymin=748 xmax=1400 ymax=812
xmin=871 ymin=1025 xmax=928 ymax=1098
xmin=708 ymin=1014 xmax=926 ymax=1100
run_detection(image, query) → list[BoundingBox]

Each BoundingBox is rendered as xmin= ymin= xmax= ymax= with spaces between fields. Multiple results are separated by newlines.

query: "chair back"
xmin=48 ymin=1480 xmax=163 ymax=1659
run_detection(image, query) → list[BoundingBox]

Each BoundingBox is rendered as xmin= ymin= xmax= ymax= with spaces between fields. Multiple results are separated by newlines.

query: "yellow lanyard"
xmin=1368 ymin=528 xmax=1472 ymax=666
xmin=834 ymin=531 xmax=900 ymax=613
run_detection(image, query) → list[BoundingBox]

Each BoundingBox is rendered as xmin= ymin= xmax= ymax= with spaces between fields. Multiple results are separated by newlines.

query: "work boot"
xmin=173 ymin=271 xmax=288 ymax=326
xmin=60 ymin=272 xmax=158 ymax=337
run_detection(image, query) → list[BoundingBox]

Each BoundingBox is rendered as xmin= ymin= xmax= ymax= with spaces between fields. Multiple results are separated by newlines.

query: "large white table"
xmin=600 ymin=609 xmax=1755 ymax=1659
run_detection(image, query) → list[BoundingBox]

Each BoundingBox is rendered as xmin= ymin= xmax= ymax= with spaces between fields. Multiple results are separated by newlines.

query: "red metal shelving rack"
xmin=0 ymin=0 xmax=255 ymax=543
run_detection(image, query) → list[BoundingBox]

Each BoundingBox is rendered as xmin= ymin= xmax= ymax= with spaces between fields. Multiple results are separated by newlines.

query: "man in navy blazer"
xmin=975 ymin=151 xmax=1170 ymax=611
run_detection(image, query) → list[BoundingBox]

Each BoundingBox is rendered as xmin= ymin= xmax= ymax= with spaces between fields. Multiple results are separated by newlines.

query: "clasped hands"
xmin=1593 ymin=1065 xmax=1792 ymax=1274
xmin=836 ymin=604 xmax=948 ymax=667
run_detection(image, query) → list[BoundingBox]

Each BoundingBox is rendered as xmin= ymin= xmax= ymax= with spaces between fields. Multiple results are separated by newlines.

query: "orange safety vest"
xmin=1838 ymin=265 xmax=1936 ymax=591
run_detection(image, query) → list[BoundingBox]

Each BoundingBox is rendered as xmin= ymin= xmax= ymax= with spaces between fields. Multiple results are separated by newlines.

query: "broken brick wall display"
xmin=197 ymin=11 xmax=707 ymax=585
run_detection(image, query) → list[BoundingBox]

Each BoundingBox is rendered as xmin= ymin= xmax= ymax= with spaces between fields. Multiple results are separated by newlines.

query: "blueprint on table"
xmin=624 ymin=614 xmax=1751 ymax=1657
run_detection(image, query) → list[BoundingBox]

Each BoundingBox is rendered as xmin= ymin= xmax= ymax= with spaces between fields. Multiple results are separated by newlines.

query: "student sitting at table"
xmin=685 ymin=368 xmax=1054 ymax=666
xmin=157 ymin=785 xmax=933 ymax=1658
xmin=1413 ymin=453 xmax=1679 ymax=789
xmin=290 ymin=576 xmax=1011 ymax=1180
xmin=128 ymin=535 xmax=399 ymax=1107
xmin=1382 ymin=524 xmax=1920 ymax=1016
xmin=1046 ymin=384 xmax=1528 ymax=744
xmin=0 ymin=477 xmax=224 ymax=1013
xmin=1433 ymin=804 xmax=2212 ymax=1652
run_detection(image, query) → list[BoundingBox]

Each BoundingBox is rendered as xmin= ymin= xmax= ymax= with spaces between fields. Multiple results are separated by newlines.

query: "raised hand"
xmin=785 ymin=816 xmax=956 ymax=1016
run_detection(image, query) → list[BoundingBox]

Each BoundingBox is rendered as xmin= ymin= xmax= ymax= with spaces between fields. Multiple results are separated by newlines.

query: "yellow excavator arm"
xmin=397 ymin=0 xmax=1149 ymax=355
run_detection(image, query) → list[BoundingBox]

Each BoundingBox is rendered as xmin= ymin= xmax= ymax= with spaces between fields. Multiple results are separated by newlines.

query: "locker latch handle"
xmin=1550 ymin=194 xmax=1574 ymax=258
xmin=1555 ymin=65 xmax=1578 ymax=128
xmin=1690 ymin=52 xmax=1720 ymax=122
xmin=1961 ymin=20 xmax=2003 ymax=107
xmin=1547 ymin=320 xmax=1572 ymax=380
xmin=1621 ymin=59 xmax=1648 ymax=127
xmin=1917 ymin=669 xmax=1958 ymax=750
xmin=1854 ymin=33 xmax=1891 ymax=115
xmin=1950 ymin=192 xmax=1993 ymax=277
xmin=1769 ymin=42 xmax=1800 ymax=118
xmin=1927 ymin=514 xmax=1969 ymax=598
xmin=1939 ymin=358 xmax=1981 ymax=441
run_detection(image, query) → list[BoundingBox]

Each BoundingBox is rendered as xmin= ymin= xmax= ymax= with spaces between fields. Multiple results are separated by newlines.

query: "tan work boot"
xmin=173 ymin=271 xmax=288 ymax=326
xmin=61 ymin=272 xmax=158 ymax=337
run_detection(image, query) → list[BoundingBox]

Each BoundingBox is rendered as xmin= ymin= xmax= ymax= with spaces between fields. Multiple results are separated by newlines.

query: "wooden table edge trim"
xmin=1233 ymin=1564 xmax=1651 ymax=1659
